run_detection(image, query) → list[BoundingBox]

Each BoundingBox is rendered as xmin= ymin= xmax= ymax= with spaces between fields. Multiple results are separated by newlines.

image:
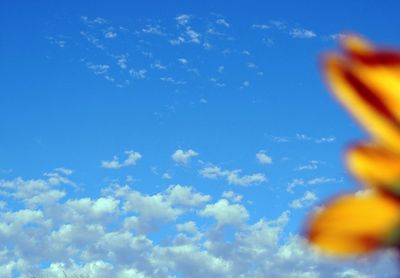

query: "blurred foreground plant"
xmin=307 ymin=36 xmax=400 ymax=255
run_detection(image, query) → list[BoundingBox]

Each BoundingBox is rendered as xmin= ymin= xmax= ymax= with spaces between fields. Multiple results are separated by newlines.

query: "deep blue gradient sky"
xmin=1 ymin=1 xmax=400 ymax=277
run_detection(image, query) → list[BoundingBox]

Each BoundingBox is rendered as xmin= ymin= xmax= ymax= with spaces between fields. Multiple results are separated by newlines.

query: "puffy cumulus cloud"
xmin=106 ymin=184 xmax=210 ymax=234
xmin=101 ymin=150 xmax=142 ymax=169
xmin=165 ymin=184 xmax=211 ymax=207
xmin=256 ymin=150 xmax=272 ymax=165
xmin=199 ymin=199 xmax=249 ymax=227
xmin=171 ymin=149 xmax=199 ymax=165
xmin=221 ymin=191 xmax=242 ymax=203
xmin=0 ymin=172 xmax=397 ymax=277
xmin=199 ymin=165 xmax=266 ymax=186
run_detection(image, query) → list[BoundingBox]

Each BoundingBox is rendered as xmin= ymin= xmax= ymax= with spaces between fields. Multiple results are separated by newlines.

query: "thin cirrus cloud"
xmin=101 ymin=150 xmax=142 ymax=169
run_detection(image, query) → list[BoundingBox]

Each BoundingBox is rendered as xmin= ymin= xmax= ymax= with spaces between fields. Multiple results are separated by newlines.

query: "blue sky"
xmin=1 ymin=1 xmax=400 ymax=277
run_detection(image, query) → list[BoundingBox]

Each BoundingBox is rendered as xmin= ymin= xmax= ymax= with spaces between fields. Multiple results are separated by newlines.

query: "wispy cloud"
xmin=287 ymin=177 xmax=340 ymax=193
xmin=129 ymin=69 xmax=147 ymax=79
xmin=290 ymin=191 xmax=318 ymax=209
xmin=199 ymin=165 xmax=266 ymax=186
xmin=216 ymin=18 xmax=230 ymax=28
xmin=295 ymin=160 xmax=320 ymax=171
xmin=142 ymin=24 xmax=165 ymax=35
xmin=289 ymin=28 xmax=317 ymax=39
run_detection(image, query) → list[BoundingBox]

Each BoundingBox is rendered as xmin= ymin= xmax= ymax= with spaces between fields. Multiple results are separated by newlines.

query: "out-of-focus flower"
xmin=306 ymin=36 xmax=400 ymax=255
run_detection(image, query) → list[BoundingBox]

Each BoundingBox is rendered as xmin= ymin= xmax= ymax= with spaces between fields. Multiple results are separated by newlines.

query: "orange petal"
xmin=307 ymin=192 xmax=400 ymax=255
xmin=324 ymin=37 xmax=400 ymax=152
xmin=347 ymin=143 xmax=400 ymax=195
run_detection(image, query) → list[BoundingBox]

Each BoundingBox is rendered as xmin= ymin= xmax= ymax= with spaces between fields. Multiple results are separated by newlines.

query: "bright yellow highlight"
xmin=347 ymin=143 xmax=400 ymax=194
xmin=309 ymin=193 xmax=400 ymax=254
xmin=324 ymin=40 xmax=400 ymax=153
xmin=307 ymin=36 xmax=400 ymax=256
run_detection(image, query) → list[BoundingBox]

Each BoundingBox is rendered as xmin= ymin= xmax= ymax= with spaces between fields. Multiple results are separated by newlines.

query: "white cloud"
xmin=199 ymin=165 xmax=266 ymax=186
xmin=289 ymin=28 xmax=316 ymax=39
xmin=185 ymin=27 xmax=201 ymax=43
xmin=101 ymin=150 xmax=142 ymax=169
xmin=251 ymin=24 xmax=270 ymax=30
xmin=287 ymin=177 xmax=340 ymax=193
xmin=315 ymin=136 xmax=336 ymax=143
xmin=296 ymin=133 xmax=312 ymax=141
xmin=216 ymin=19 xmax=230 ymax=28
xmin=287 ymin=178 xmax=305 ymax=193
xmin=162 ymin=172 xmax=172 ymax=179
xmin=129 ymin=69 xmax=147 ymax=79
xmin=0 ymin=172 xmax=397 ymax=277
xmin=160 ymin=77 xmax=186 ymax=85
xmin=199 ymin=199 xmax=249 ymax=227
xmin=170 ymin=36 xmax=185 ymax=45
xmin=165 ymin=184 xmax=211 ymax=207
xmin=142 ymin=24 xmax=164 ymax=35
xmin=290 ymin=191 xmax=318 ymax=209
xmin=221 ymin=191 xmax=243 ymax=203
xmin=86 ymin=63 xmax=109 ymax=75
xmin=296 ymin=134 xmax=336 ymax=143
xmin=308 ymin=177 xmax=338 ymax=185
xmin=256 ymin=151 xmax=272 ymax=165
xmin=172 ymin=149 xmax=199 ymax=165
xmin=151 ymin=62 xmax=167 ymax=70
xmin=104 ymin=31 xmax=117 ymax=38
xmin=295 ymin=160 xmax=319 ymax=171
xmin=178 ymin=58 xmax=188 ymax=64
xmin=176 ymin=14 xmax=191 ymax=25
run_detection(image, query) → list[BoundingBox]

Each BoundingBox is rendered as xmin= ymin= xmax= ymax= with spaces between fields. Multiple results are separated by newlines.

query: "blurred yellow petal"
xmin=307 ymin=193 xmax=400 ymax=255
xmin=341 ymin=35 xmax=374 ymax=56
xmin=347 ymin=143 xmax=400 ymax=195
xmin=324 ymin=54 xmax=400 ymax=152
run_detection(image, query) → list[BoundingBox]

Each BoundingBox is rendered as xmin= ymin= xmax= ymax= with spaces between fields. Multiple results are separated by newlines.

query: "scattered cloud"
xmin=290 ymin=191 xmax=318 ymax=209
xmin=256 ymin=150 xmax=273 ymax=165
xmin=216 ymin=18 xmax=230 ymax=28
xmin=176 ymin=14 xmax=191 ymax=26
xmin=221 ymin=191 xmax=243 ymax=203
xmin=86 ymin=63 xmax=110 ymax=75
xmin=295 ymin=160 xmax=320 ymax=171
xmin=104 ymin=31 xmax=117 ymax=38
xmin=315 ymin=136 xmax=336 ymax=143
xmin=199 ymin=165 xmax=266 ymax=186
xmin=296 ymin=133 xmax=336 ymax=144
xmin=129 ymin=69 xmax=147 ymax=79
xmin=289 ymin=28 xmax=317 ymax=39
xmin=142 ymin=24 xmax=164 ymax=35
xmin=172 ymin=149 xmax=199 ymax=165
xmin=287 ymin=177 xmax=340 ymax=193
xmin=251 ymin=24 xmax=270 ymax=30
xmin=101 ymin=150 xmax=142 ymax=169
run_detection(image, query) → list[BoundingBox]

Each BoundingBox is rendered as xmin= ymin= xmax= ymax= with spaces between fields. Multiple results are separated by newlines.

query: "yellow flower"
xmin=306 ymin=36 xmax=400 ymax=255
xmin=323 ymin=36 xmax=400 ymax=152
